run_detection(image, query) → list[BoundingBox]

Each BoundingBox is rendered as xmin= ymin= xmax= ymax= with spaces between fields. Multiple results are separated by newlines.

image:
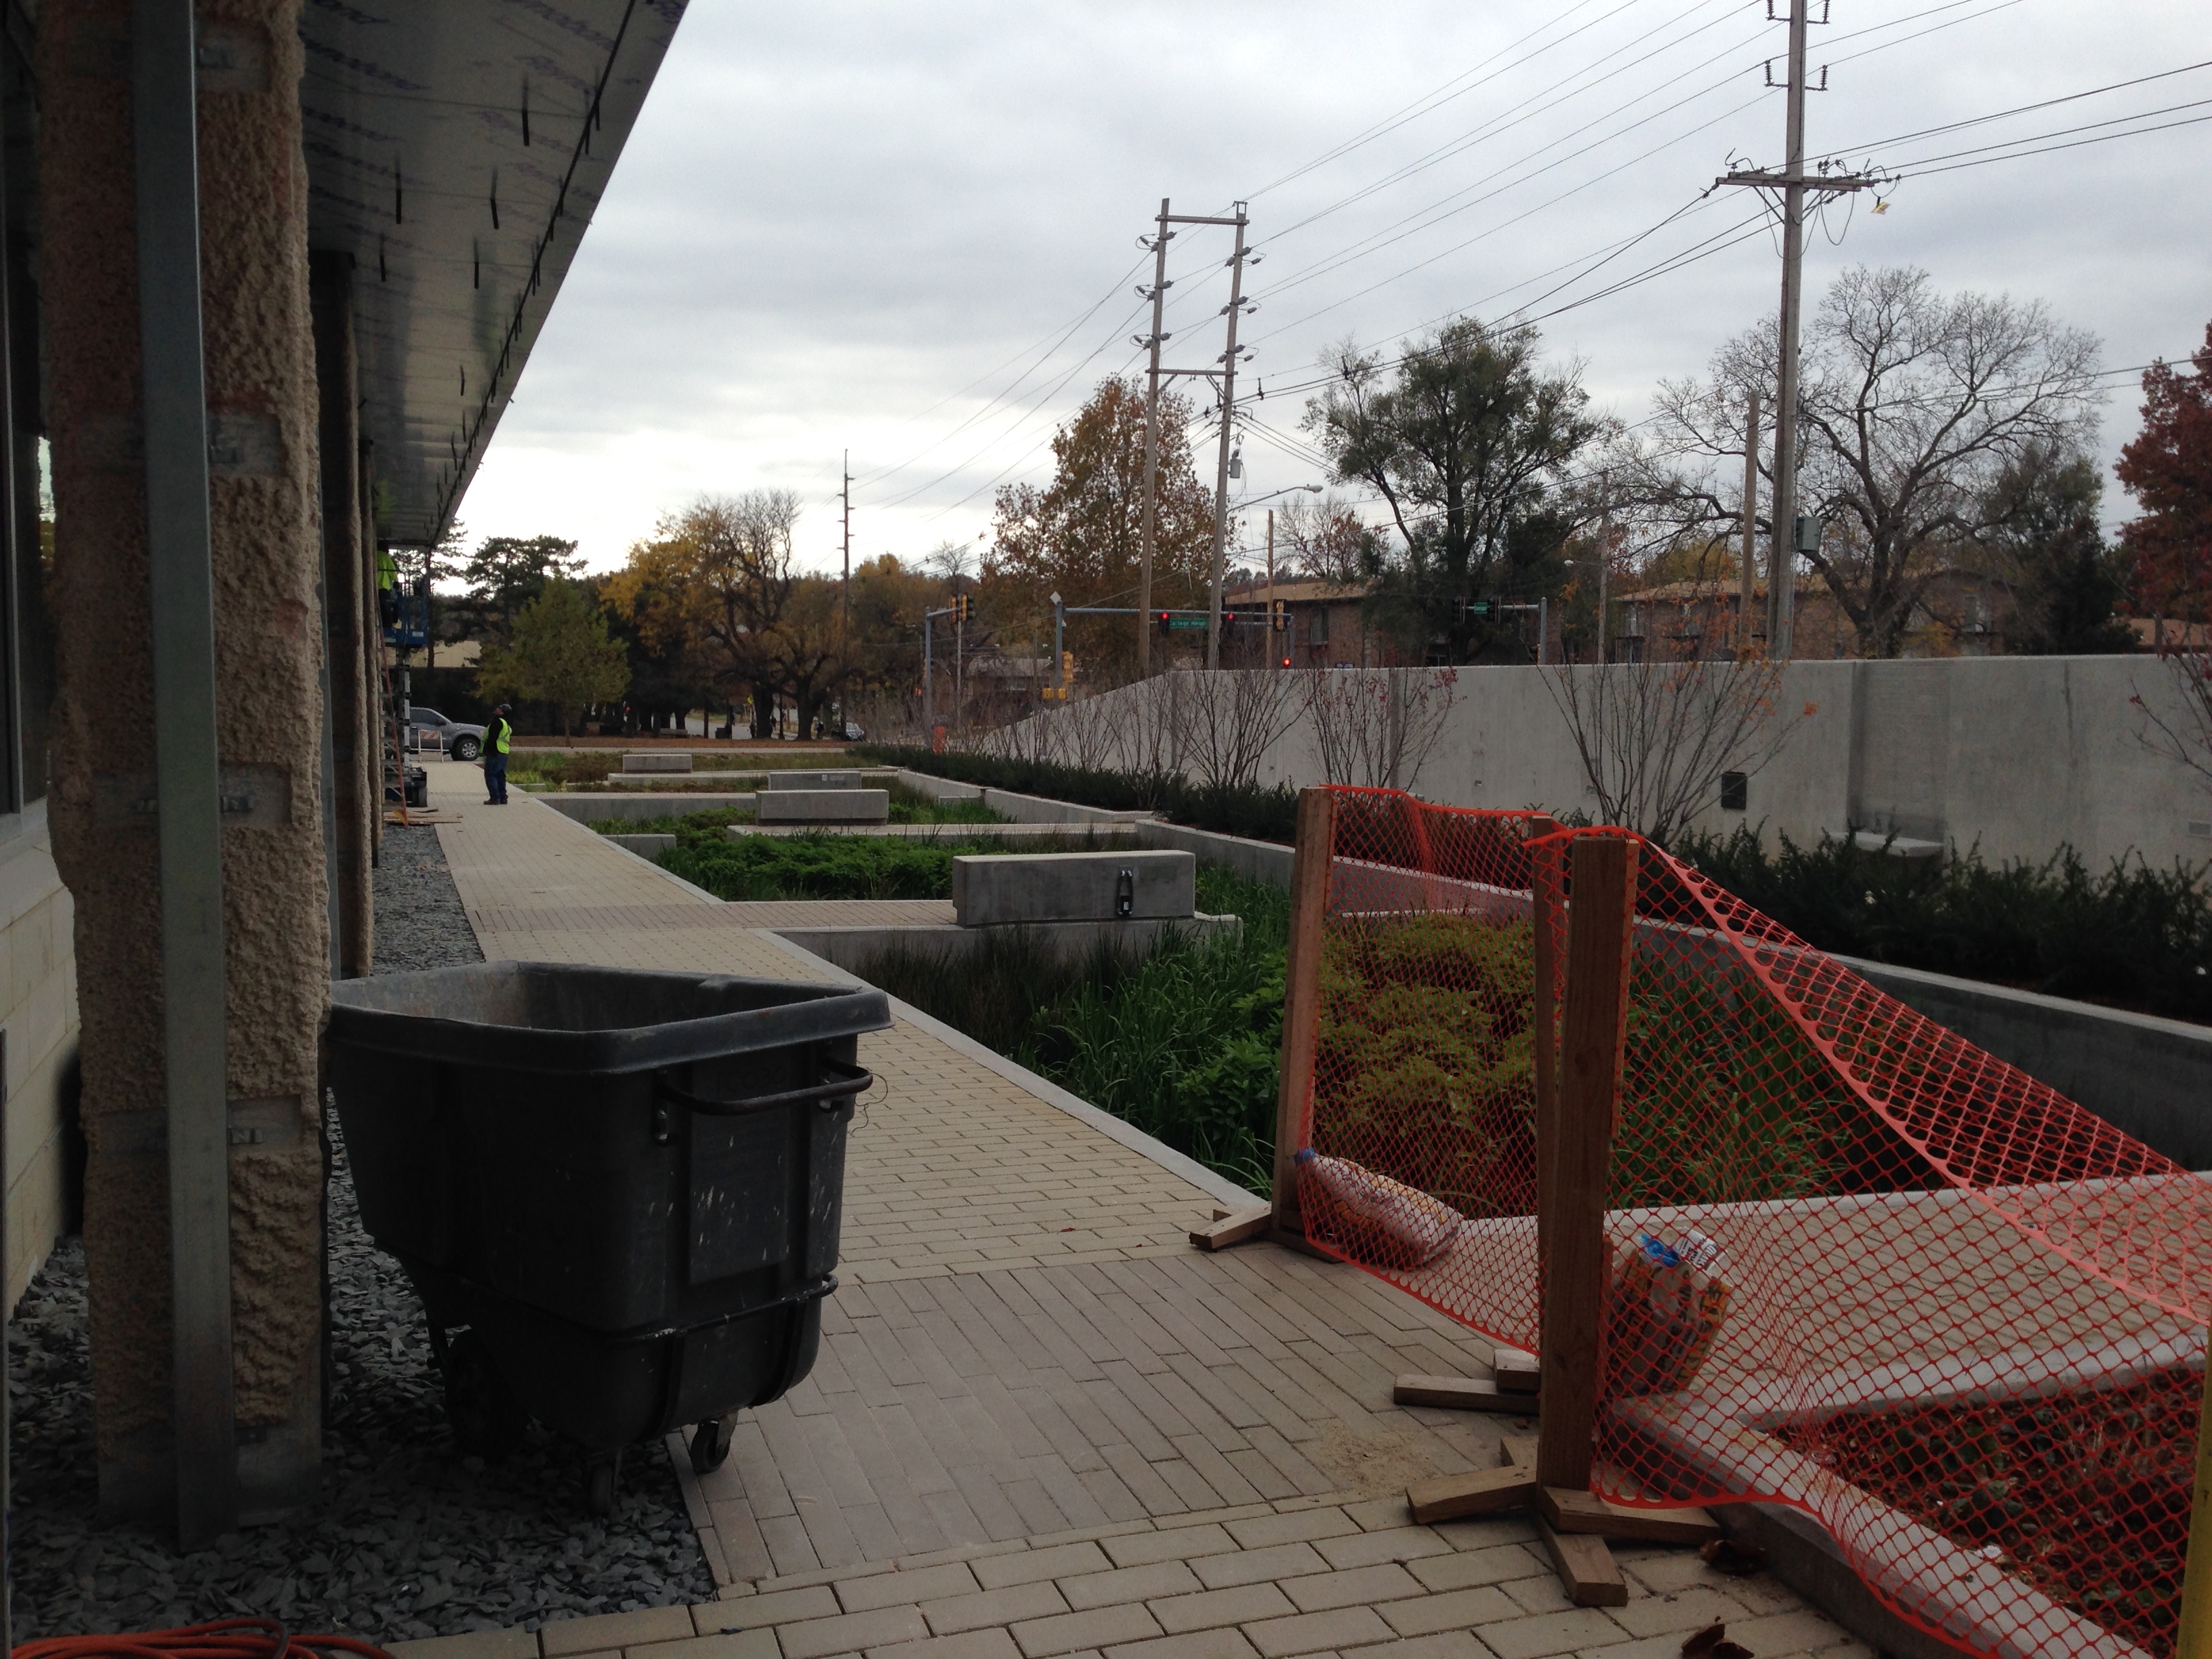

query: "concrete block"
xmin=605 ymin=833 xmax=677 ymax=857
xmin=764 ymin=770 xmax=866 ymax=790
xmin=757 ymin=788 xmax=891 ymax=824
xmin=622 ymin=752 xmax=693 ymax=773
xmin=953 ymin=851 xmax=1194 ymax=926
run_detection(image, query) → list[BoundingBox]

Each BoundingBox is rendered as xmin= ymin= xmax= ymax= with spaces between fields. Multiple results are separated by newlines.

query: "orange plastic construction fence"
xmin=1290 ymin=786 xmax=2212 ymax=1659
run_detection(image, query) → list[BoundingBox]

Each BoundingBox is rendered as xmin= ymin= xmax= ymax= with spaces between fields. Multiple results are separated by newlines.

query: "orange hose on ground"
xmin=14 ymin=1617 xmax=392 ymax=1659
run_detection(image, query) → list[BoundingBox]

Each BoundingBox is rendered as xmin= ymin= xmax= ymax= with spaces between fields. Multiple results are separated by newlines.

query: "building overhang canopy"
xmin=298 ymin=0 xmax=686 ymax=547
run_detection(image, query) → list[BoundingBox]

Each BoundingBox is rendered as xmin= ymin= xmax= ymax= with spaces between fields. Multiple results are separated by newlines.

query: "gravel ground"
xmin=7 ymin=825 xmax=716 ymax=1644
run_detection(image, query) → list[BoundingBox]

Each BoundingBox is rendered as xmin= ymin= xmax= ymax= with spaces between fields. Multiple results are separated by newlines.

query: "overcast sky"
xmin=453 ymin=0 xmax=2212 ymax=578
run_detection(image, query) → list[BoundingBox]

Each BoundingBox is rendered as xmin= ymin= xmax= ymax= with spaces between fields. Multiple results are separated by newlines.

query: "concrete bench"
xmin=952 ymin=850 xmax=1195 ymax=926
xmin=764 ymin=770 xmax=867 ymax=790
xmin=621 ymin=752 xmax=693 ymax=773
xmin=756 ymin=788 xmax=890 ymax=825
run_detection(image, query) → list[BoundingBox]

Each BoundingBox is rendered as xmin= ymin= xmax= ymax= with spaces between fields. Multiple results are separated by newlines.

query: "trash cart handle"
xmin=651 ymin=1058 xmax=873 ymax=1143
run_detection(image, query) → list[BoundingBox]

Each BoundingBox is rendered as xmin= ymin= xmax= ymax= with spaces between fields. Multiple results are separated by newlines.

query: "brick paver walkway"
xmin=394 ymin=762 xmax=1865 ymax=1659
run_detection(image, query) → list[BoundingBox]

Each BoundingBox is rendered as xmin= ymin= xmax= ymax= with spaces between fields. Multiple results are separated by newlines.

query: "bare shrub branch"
xmin=1542 ymin=657 xmax=1803 ymax=844
xmin=1301 ymin=668 xmax=1462 ymax=792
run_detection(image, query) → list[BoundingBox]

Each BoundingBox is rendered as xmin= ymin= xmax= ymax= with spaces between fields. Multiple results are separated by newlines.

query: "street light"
xmin=1240 ymin=483 xmax=1324 ymax=508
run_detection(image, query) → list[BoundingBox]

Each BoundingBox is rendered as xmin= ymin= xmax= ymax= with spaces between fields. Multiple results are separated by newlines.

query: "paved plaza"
xmin=393 ymin=763 xmax=1868 ymax=1659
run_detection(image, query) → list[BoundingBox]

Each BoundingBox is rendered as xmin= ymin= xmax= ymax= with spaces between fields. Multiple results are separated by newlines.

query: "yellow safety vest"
xmin=487 ymin=716 xmax=511 ymax=755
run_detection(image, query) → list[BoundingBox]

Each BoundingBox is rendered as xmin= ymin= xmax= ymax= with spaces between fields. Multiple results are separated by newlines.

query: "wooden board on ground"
xmin=1406 ymin=1462 xmax=1538 ymax=1525
xmin=1394 ymin=1373 xmax=1541 ymax=1414
xmin=1190 ymin=1204 xmax=1271 ymax=1251
xmin=1537 ymin=1484 xmax=1721 ymax=1544
xmin=1494 ymin=1348 xmax=1540 ymax=1393
xmin=1535 ymin=1511 xmax=1628 ymax=1606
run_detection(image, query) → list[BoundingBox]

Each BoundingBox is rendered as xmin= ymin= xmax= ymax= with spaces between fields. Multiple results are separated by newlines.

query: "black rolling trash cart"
xmin=327 ymin=961 xmax=892 ymax=1515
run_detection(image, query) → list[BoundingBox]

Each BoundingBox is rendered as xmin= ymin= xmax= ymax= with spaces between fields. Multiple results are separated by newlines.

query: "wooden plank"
xmin=1393 ymin=1374 xmax=1541 ymax=1414
xmin=1494 ymin=1347 xmax=1541 ymax=1394
xmin=1498 ymin=1435 xmax=1538 ymax=1469
xmin=1189 ymin=1204 xmax=1272 ymax=1251
xmin=1406 ymin=1464 xmax=1540 ymax=1525
xmin=1536 ymin=1484 xmax=1721 ymax=1544
xmin=1536 ymin=834 xmax=1635 ymax=1494
xmin=2180 ymin=1316 xmax=2212 ymax=1658
xmin=1269 ymin=786 xmax=1336 ymax=1240
xmin=1534 ymin=1511 xmax=1628 ymax=1607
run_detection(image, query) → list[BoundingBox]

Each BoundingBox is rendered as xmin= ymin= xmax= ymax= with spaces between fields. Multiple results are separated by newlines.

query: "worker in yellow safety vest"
xmin=482 ymin=703 xmax=512 ymax=804
xmin=376 ymin=546 xmax=400 ymax=628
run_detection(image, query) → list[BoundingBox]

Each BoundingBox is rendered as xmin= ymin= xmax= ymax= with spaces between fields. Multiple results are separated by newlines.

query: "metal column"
xmin=134 ymin=0 xmax=237 ymax=1547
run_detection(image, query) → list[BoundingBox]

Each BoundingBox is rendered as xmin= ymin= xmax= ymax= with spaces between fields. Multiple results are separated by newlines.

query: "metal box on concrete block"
xmin=952 ymin=849 xmax=1196 ymax=926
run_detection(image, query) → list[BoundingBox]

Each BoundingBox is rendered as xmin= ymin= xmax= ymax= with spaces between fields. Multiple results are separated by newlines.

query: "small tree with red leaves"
xmin=2116 ymin=324 xmax=2212 ymax=622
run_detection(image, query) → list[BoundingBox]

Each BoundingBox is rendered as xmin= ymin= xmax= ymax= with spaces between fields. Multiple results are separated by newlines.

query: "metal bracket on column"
xmin=134 ymin=0 xmax=237 ymax=1548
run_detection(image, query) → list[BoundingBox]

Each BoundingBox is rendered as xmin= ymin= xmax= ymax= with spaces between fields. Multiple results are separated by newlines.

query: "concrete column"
xmin=311 ymin=253 xmax=370 ymax=976
xmin=361 ymin=438 xmax=382 ymax=867
xmin=41 ymin=0 xmax=327 ymax=1523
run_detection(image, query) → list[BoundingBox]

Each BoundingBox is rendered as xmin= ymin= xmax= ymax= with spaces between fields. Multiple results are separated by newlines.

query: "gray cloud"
xmin=458 ymin=0 xmax=2212 ymax=573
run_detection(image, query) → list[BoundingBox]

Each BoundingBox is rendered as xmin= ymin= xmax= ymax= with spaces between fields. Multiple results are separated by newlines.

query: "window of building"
xmin=1309 ymin=608 xmax=1328 ymax=644
xmin=1 ymin=34 xmax=52 ymax=814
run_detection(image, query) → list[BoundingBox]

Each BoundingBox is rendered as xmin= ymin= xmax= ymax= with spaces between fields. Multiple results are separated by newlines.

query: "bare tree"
xmin=2133 ymin=649 xmax=2212 ymax=796
xmin=1300 ymin=668 xmax=1462 ymax=792
xmin=1275 ymin=495 xmax=1380 ymax=586
xmin=1175 ymin=671 xmax=1301 ymax=793
xmin=1635 ymin=266 xmax=2103 ymax=657
xmin=1542 ymin=657 xmax=1802 ymax=846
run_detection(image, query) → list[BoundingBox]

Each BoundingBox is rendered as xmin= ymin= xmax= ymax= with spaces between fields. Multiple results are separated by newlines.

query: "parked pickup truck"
xmin=407 ymin=705 xmax=488 ymax=762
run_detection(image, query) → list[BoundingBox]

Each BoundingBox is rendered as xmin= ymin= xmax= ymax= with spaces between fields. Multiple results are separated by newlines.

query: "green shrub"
xmin=856 ymin=745 xmax=1298 ymax=843
xmin=856 ymin=867 xmax=1292 ymax=1191
xmin=1675 ymin=825 xmax=2212 ymax=1023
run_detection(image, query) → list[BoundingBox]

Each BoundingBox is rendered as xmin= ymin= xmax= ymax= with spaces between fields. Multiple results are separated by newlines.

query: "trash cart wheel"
xmin=690 ymin=1416 xmax=735 ymax=1475
xmin=586 ymin=1448 xmax=623 ymax=1518
xmin=444 ymin=1328 xmax=529 ymax=1460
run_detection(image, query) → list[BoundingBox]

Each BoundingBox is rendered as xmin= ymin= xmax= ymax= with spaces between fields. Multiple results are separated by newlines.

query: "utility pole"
xmin=1133 ymin=199 xmax=1249 ymax=674
xmin=840 ymin=449 xmax=852 ymax=643
xmin=1597 ymin=476 xmax=1610 ymax=665
xmin=1718 ymin=3 xmax=1879 ymax=662
xmin=1738 ymin=388 xmax=1760 ymax=656
xmin=1266 ymin=509 xmax=1276 ymax=669
xmin=1138 ymin=201 xmax=1170 ymax=679
xmin=1206 ymin=204 xmax=1250 ymax=672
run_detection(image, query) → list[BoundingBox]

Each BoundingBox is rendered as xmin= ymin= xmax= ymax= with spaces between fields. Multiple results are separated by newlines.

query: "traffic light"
xmin=1271 ymin=598 xmax=1287 ymax=632
xmin=1061 ymin=650 xmax=1076 ymax=678
xmin=1158 ymin=610 xmax=1172 ymax=636
xmin=951 ymin=594 xmax=972 ymax=623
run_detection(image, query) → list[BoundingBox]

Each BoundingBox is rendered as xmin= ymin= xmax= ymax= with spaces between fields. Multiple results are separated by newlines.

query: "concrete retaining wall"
xmin=1134 ymin=820 xmax=1295 ymax=886
xmin=537 ymin=793 xmax=757 ymax=823
xmin=1003 ymin=657 xmax=2208 ymax=870
xmin=758 ymin=789 xmax=889 ymax=825
xmin=895 ymin=769 xmax=1149 ymax=827
xmin=776 ymin=915 xmax=1242 ymax=974
xmin=1837 ymin=955 xmax=2212 ymax=1170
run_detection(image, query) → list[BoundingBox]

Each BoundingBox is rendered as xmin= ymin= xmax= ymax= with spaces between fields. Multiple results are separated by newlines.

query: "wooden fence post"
xmin=2178 ymin=1328 xmax=2212 ymax=1657
xmin=1271 ymin=785 xmax=1336 ymax=1240
xmin=1536 ymin=834 xmax=1635 ymax=1493
xmin=1525 ymin=814 xmax=1560 ymax=1267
